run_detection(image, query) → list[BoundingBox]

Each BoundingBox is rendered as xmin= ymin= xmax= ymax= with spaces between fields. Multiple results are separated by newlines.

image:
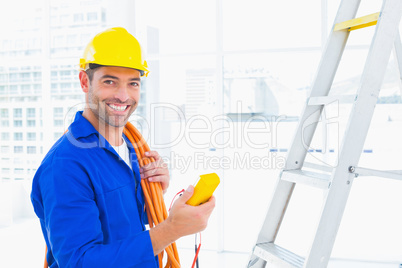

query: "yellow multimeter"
xmin=186 ymin=173 xmax=220 ymax=206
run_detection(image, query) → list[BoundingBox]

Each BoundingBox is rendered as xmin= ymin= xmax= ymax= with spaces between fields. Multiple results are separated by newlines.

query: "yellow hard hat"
xmin=79 ymin=27 xmax=149 ymax=77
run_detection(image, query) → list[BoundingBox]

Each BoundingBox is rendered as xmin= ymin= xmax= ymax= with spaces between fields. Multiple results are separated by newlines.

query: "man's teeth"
xmin=109 ymin=104 xmax=127 ymax=111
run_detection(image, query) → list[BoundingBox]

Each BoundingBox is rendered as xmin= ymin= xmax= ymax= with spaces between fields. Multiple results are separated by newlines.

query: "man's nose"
xmin=114 ymin=85 xmax=129 ymax=102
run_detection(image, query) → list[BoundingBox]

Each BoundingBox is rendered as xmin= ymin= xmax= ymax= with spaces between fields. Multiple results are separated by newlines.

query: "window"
xmin=10 ymin=85 xmax=18 ymax=94
xmin=27 ymin=132 xmax=36 ymax=141
xmin=61 ymin=83 xmax=71 ymax=91
xmin=14 ymin=146 xmax=23 ymax=154
xmin=27 ymin=146 xmax=36 ymax=154
xmin=51 ymin=71 xmax=58 ymax=80
xmin=14 ymin=158 xmax=23 ymax=165
xmin=0 ymin=74 xmax=7 ymax=82
xmin=14 ymin=132 xmax=23 ymax=141
xmin=21 ymin=85 xmax=31 ymax=94
xmin=0 ymin=86 xmax=6 ymax=95
xmin=60 ymin=70 xmax=71 ymax=79
xmin=1 ymin=146 xmax=9 ymax=153
xmin=9 ymin=73 xmax=18 ymax=82
xmin=27 ymin=108 xmax=36 ymax=118
xmin=33 ymin=72 xmax=41 ymax=81
xmin=0 ymin=109 xmax=8 ymax=118
xmin=54 ymin=107 xmax=63 ymax=118
xmin=21 ymin=72 xmax=30 ymax=81
xmin=51 ymin=83 xmax=58 ymax=93
xmin=1 ymin=120 xmax=9 ymax=127
xmin=73 ymin=13 xmax=84 ymax=22
xmin=34 ymin=84 xmax=41 ymax=94
xmin=1 ymin=132 xmax=9 ymax=140
xmin=66 ymin=35 xmax=77 ymax=45
xmin=13 ymin=108 xmax=22 ymax=118
xmin=14 ymin=118 xmax=24 ymax=127
xmin=14 ymin=168 xmax=24 ymax=174
xmin=27 ymin=120 xmax=36 ymax=127
xmin=54 ymin=119 xmax=63 ymax=127
xmin=1 ymin=158 xmax=10 ymax=165
xmin=14 ymin=120 xmax=22 ymax=127
xmin=87 ymin=12 xmax=98 ymax=21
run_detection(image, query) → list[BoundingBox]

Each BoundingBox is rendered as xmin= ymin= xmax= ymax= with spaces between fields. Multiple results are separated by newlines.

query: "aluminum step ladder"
xmin=248 ymin=0 xmax=402 ymax=267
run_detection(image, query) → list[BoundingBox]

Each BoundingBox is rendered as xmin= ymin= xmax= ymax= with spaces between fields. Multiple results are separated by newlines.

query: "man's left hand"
xmin=140 ymin=151 xmax=170 ymax=194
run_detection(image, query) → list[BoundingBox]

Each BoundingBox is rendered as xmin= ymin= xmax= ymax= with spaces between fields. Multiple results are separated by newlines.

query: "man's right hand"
xmin=168 ymin=185 xmax=216 ymax=236
xmin=148 ymin=185 xmax=216 ymax=255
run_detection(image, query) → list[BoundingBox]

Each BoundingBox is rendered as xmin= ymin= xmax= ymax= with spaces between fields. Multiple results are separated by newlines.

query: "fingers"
xmin=140 ymin=151 xmax=170 ymax=192
xmin=144 ymin=174 xmax=168 ymax=183
xmin=141 ymin=159 xmax=167 ymax=173
xmin=140 ymin=168 xmax=169 ymax=186
xmin=140 ymin=165 xmax=164 ymax=178
xmin=199 ymin=195 xmax=216 ymax=211
xmin=176 ymin=185 xmax=194 ymax=204
xmin=144 ymin=175 xmax=169 ymax=193
xmin=144 ymin=150 xmax=161 ymax=161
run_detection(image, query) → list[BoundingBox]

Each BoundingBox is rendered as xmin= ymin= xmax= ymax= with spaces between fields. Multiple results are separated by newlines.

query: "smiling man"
xmin=31 ymin=27 xmax=215 ymax=268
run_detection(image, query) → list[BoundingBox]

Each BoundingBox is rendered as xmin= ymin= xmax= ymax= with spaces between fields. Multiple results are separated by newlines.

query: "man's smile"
xmin=107 ymin=103 xmax=130 ymax=112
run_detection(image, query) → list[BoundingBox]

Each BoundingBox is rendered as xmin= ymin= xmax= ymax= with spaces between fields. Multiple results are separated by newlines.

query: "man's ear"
xmin=79 ymin=70 xmax=90 ymax=93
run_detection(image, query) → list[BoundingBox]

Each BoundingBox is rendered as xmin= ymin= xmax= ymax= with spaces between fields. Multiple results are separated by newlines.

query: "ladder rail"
xmin=393 ymin=31 xmax=402 ymax=96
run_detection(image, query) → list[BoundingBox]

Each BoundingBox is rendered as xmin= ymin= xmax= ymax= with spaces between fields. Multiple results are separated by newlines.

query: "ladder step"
xmin=334 ymin=12 xmax=380 ymax=31
xmin=308 ymin=94 xmax=356 ymax=106
xmin=303 ymin=162 xmax=333 ymax=173
xmin=253 ymin=242 xmax=304 ymax=268
xmin=281 ymin=169 xmax=331 ymax=189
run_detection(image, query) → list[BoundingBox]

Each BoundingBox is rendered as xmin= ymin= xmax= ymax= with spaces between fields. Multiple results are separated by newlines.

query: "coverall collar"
xmin=67 ymin=111 xmax=130 ymax=153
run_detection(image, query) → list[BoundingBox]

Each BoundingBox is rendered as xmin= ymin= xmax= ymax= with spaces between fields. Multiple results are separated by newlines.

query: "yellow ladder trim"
xmin=334 ymin=12 xmax=380 ymax=31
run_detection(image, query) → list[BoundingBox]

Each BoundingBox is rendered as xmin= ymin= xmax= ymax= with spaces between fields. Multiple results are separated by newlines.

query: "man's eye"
xmin=131 ymin=82 xmax=140 ymax=87
xmin=104 ymin=80 xmax=114 ymax=85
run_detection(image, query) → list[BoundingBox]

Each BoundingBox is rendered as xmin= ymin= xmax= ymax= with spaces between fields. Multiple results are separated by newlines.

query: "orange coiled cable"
xmin=124 ymin=122 xmax=181 ymax=268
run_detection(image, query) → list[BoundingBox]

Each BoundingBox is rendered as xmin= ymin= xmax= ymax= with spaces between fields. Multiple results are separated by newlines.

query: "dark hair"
xmin=85 ymin=63 xmax=102 ymax=83
xmin=85 ymin=63 xmax=144 ymax=82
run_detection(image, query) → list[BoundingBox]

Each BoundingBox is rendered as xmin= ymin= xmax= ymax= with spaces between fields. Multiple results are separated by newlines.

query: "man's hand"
xmin=167 ymin=185 xmax=216 ymax=236
xmin=148 ymin=185 xmax=216 ymax=255
xmin=140 ymin=151 xmax=170 ymax=193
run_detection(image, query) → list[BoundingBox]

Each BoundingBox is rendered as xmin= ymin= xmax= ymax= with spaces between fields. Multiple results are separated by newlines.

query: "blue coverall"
xmin=31 ymin=111 xmax=158 ymax=268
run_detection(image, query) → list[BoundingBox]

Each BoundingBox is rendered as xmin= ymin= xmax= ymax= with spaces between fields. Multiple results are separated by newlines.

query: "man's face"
xmin=86 ymin=66 xmax=141 ymax=128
